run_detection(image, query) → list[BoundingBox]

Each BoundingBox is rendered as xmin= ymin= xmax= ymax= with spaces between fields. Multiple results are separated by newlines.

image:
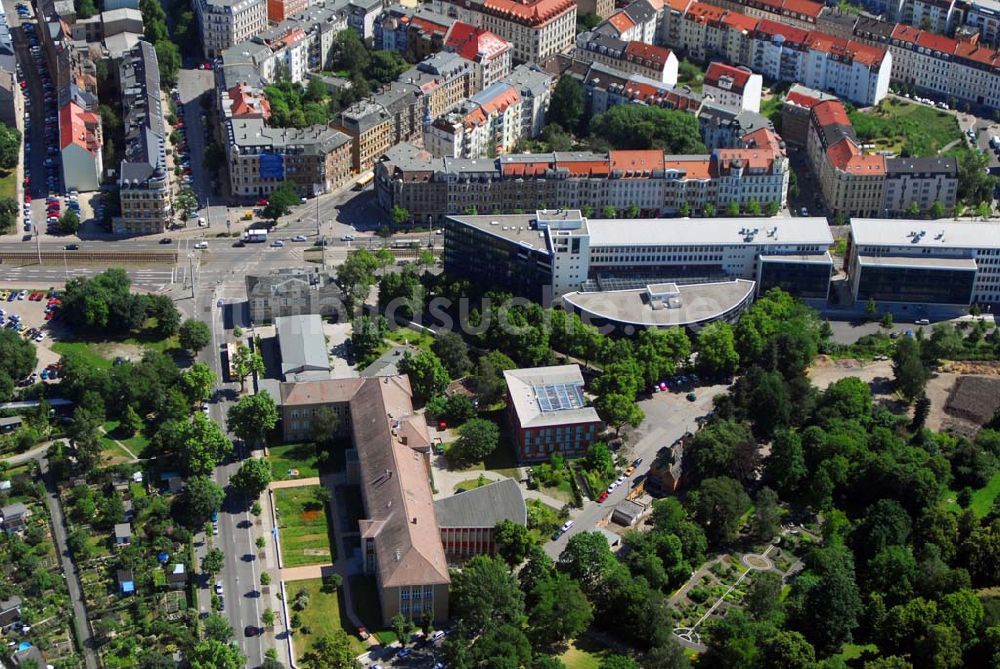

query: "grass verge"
xmin=268 ymin=443 xmax=321 ymax=481
xmin=944 ymin=469 xmax=1000 ymax=517
xmin=349 ymin=574 xmax=396 ymax=644
xmin=287 ymin=578 xmax=368 ymax=660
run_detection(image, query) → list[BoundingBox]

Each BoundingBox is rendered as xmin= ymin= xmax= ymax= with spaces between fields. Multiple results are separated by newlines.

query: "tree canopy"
xmin=589 ymin=105 xmax=707 ymax=153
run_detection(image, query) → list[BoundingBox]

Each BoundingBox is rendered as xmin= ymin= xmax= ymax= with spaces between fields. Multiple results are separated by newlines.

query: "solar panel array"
xmin=534 ymin=383 xmax=585 ymax=412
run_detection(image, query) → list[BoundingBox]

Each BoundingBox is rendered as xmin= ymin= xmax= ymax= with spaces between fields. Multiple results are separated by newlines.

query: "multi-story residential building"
xmin=806 ymin=99 xmax=957 ymax=217
xmin=853 ymin=19 xmax=1000 ymax=110
xmin=578 ymin=0 xmax=615 ymax=19
xmin=504 ymin=365 xmax=604 ymax=462
xmin=377 ymin=137 xmax=788 ymax=223
xmin=698 ymin=102 xmax=771 ymax=149
xmin=435 ymin=479 xmax=526 ymax=564
xmin=59 ymin=101 xmax=102 ymax=192
xmin=245 ymin=268 xmax=343 ymax=324
xmin=499 ymin=63 xmax=554 ymax=138
xmin=662 ymin=0 xmax=891 ymax=106
xmin=702 ymin=61 xmax=762 ymax=112
xmin=433 ymin=0 xmax=576 ymax=64
xmin=252 ymin=24 xmax=311 ymax=83
xmin=846 ymin=219 xmax=1000 ymax=310
xmin=779 ymin=83 xmax=837 ymax=146
xmin=349 ymin=0 xmax=383 ymax=42
xmin=336 ymin=53 xmax=474 ymax=171
xmin=195 ymin=0 xmax=267 ymax=58
xmin=444 ymin=21 xmax=512 ymax=90
xmin=573 ymin=32 xmax=679 ymax=84
xmin=116 ymin=42 xmax=170 ymax=235
xmin=965 ymin=0 xmax=1000 ymax=47
xmin=424 ymin=82 xmax=523 ymax=158
xmin=708 ymin=0 xmax=824 ymax=27
xmin=443 ymin=210 xmax=834 ymax=309
xmin=377 ymin=6 xmax=455 ymax=61
xmin=598 ymin=0 xmax=659 ymax=43
xmin=221 ymin=83 xmax=272 ymax=121
xmin=561 ymin=59 xmax=702 ymax=116
xmin=901 ymin=0 xmax=956 ymax=34
xmin=267 ymin=0 xmax=306 ymax=22
xmin=226 ymin=117 xmax=352 ymax=197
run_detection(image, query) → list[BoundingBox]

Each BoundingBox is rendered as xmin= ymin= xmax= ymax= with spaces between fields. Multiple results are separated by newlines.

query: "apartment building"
xmin=279 ymin=378 xmax=361 ymax=441
xmin=702 ymin=62 xmax=762 ymax=112
xmin=573 ymin=32 xmax=679 ymax=84
xmin=251 ymin=24 xmax=311 ymax=83
xmin=499 ymin=63 xmax=554 ymax=138
xmin=59 ymin=101 xmax=102 ymax=192
xmin=853 ymin=19 xmax=1000 ymax=110
xmin=598 ymin=0 xmax=659 ymax=43
xmin=707 ymin=0 xmax=824 ymax=26
xmin=806 ymin=99 xmax=957 ymax=217
xmin=444 ymin=21 xmax=512 ymax=90
xmin=847 ymin=219 xmax=1000 ymax=309
xmin=779 ymin=84 xmax=837 ymax=145
xmin=336 ymin=53 xmax=474 ymax=171
xmin=116 ymin=42 xmax=170 ymax=235
xmin=195 ymin=0 xmax=267 ymax=58
xmin=578 ymin=0 xmax=615 ymax=19
xmin=698 ymin=103 xmax=771 ymax=149
xmin=267 ymin=0 xmax=306 ymax=22
xmin=377 ymin=6 xmax=456 ymax=61
xmin=221 ymin=83 xmax=272 ymax=121
xmin=424 ymin=82 xmax=523 ymax=158
xmin=965 ymin=0 xmax=1000 ymax=47
xmin=376 ymin=137 xmax=788 ymax=223
xmin=563 ymin=59 xmax=702 ymax=116
xmin=443 ymin=210 xmax=834 ymax=307
xmin=504 ymin=365 xmax=603 ymax=462
xmin=349 ymin=0 xmax=382 ymax=42
xmin=902 ymin=0 xmax=957 ymax=34
xmin=226 ymin=117 xmax=353 ymax=197
xmin=661 ymin=0 xmax=891 ymax=105
xmin=433 ymin=0 xmax=576 ymax=64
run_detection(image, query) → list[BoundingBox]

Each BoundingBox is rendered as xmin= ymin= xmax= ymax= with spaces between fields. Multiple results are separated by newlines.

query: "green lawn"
xmin=944 ymin=469 xmax=1000 ymax=517
xmin=0 ymin=169 xmax=16 ymax=201
xmin=849 ymin=99 xmax=962 ymax=156
xmin=50 ymin=341 xmax=114 ymax=369
xmin=836 ymin=643 xmax=878 ymax=662
xmin=288 ymin=578 xmax=368 ymax=661
xmin=558 ymin=638 xmax=610 ymax=669
xmin=274 ymin=486 xmax=334 ymax=567
xmin=268 ymin=443 xmax=321 ymax=481
xmin=386 ymin=328 xmax=434 ymax=352
xmin=100 ymin=420 xmax=149 ymax=462
xmin=453 ymin=474 xmax=499 ymax=493
xmin=349 ymin=574 xmax=396 ymax=644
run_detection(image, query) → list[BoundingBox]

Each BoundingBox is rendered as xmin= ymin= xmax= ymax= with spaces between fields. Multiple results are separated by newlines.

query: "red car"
xmin=23 ymin=195 xmax=30 ymax=203
xmin=597 ymin=491 xmax=609 ymax=503
xmin=256 ymin=198 xmax=269 ymax=206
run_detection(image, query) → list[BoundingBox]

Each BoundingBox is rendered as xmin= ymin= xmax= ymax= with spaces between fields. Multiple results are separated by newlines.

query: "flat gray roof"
xmin=562 ymin=279 xmax=756 ymax=328
xmin=447 ymin=214 xmax=556 ymax=249
xmin=851 ymin=218 xmax=1000 ymax=250
xmin=858 ymin=255 xmax=978 ymax=270
xmin=434 ymin=479 xmax=526 ymax=528
xmin=759 ymin=252 xmax=834 ymax=264
xmin=276 ymin=315 xmax=330 ymax=379
xmin=587 ymin=217 xmax=833 ymax=248
xmin=504 ymin=365 xmax=601 ymax=428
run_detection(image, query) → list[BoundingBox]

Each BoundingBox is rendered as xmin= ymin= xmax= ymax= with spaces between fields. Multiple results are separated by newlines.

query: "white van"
xmin=194 ymin=241 xmax=208 ymax=249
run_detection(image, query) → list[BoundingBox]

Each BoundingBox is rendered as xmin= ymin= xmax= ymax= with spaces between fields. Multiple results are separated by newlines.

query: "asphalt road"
xmin=544 ymin=382 xmax=725 ymax=559
xmin=175 ymin=68 xmax=216 ymax=204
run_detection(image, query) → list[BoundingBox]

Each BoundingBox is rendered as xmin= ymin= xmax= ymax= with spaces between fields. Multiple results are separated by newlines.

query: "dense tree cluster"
xmin=589 ymin=105 xmax=707 ymax=153
xmin=62 ymin=268 xmax=180 ymax=338
xmin=263 ymin=81 xmax=329 ymax=128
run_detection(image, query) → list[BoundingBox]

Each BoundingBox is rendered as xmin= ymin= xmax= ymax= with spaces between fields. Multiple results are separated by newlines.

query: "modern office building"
xmin=846 ymin=219 xmax=1000 ymax=310
xmin=195 ymin=0 xmax=267 ymax=58
xmin=116 ymin=42 xmax=170 ymax=235
xmin=504 ymin=365 xmax=604 ymax=462
xmin=435 ymin=479 xmax=526 ymax=563
xmin=443 ymin=210 xmax=834 ymax=307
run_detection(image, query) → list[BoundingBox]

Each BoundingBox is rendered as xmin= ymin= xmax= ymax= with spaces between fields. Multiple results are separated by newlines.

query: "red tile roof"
xmin=624 ymin=41 xmax=673 ymax=68
xmin=826 ymin=138 xmax=886 ymax=174
xmin=478 ymin=85 xmax=521 ymax=114
xmin=482 ymin=0 xmax=576 ymax=27
xmin=60 ymin=102 xmax=100 ymax=154
xmin=684 ymin=1 xmax=726 ymax=23
xmin=755 ymin=18 xmax=810 ymax=44
xmin=663 ymin=158 xmax=711 ymax=179
xmin=445 ymin=21 xmax=511 ymax=61
xmin=411 ymin=16 xmax=450 ymax=36
xmin=704 ymin=62 xmax=752 ymax=92
xmin=811 ymin=99 xmax=851 ymax=128
xmin=608 ymin=11 xmax=636 ymax=34
xmin=609 ymin=149 xmax=664 ymax=174
xmin=785 ymin=90 xmax=822 ymax=109
xmin=781 ymin=0 xmax=823 ymax=19
xmin=892 ymin=22 xmax=1000 ymax=67
xmin=720 ymin=10 xmax=758 ymax=32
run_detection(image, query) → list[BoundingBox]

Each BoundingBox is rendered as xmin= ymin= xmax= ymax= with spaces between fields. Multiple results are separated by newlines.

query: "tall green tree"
xmin=594 ymin=394 xmax=644 ymax=435
xmin=177 ymin=476 xmax=225 ymax=527
xmin=431 ymin=332 xmax=472 ymax=378
xmin=180 ymin=362 xmax=216 ymax=405
xmin=399 ymin=350 xmax=450 ymax=402
xmin=450 ymin=555 xmax=525 ymax=635
xmin=226 ymin=391 xmax=279 ymax=445
xmin=589 ymin=105 xmax=706 ymax=152
xmin=230 ymin=345 xmax=264 ymax=393
xmin=697 ymin=322 xmax=740 ymax=377
xmin=547 ymin=78 xmax=584 ymax=133
xmin=686 ymin=476 xmax=751 ymax=547
xmin=179 ymin=318 xmax=211 ymax=353
xmin=188 ymin=639 xmax=245 ymax=669
xmin=230 ymin=458 xmax=272 ymax=497
xmin=494 ymin=519 xmax=537 ymax=567
xmin=892 ymin=336 xmax=928 ymax=403
xmin=453 ymin=418 xmax=500 ymax=462
xmin=528 ymin=571 xmax=593 ymax=648
xmin=0 ymin=123 xmax=21 ymax=169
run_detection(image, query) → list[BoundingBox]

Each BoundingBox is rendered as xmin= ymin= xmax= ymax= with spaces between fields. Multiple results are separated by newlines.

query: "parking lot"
xmin=0 ymin=284 xmax=63 ymax=383
xmin=361 ymin=630 xmax=447 ymax=669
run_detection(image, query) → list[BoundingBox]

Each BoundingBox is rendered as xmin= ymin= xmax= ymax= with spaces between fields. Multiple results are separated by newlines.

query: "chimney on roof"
xmin=411 ymin=516 xmax=417 ymax=524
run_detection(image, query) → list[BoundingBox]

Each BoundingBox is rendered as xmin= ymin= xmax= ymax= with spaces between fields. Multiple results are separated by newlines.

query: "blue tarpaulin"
xmin=260 ymin=153 xmax=284 ymax=179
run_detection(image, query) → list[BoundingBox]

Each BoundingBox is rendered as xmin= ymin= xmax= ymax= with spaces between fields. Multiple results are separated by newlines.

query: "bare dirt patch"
xmin=300 ymin=510 xmax=322 ymax=522
xmin=944 ymin=376 xmax=1000 ymax=428
xmin=807 ymin=356 xmax=893 ymax=390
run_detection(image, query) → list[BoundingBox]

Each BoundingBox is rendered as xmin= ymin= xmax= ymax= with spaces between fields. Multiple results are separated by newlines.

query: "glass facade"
xmin=857 ymin=266 xmax=976 ymax=305
xmin=443 ymin=219 xmax=553 ymax=301
xmin=759 ymin=259 xmax=832 ymax=299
